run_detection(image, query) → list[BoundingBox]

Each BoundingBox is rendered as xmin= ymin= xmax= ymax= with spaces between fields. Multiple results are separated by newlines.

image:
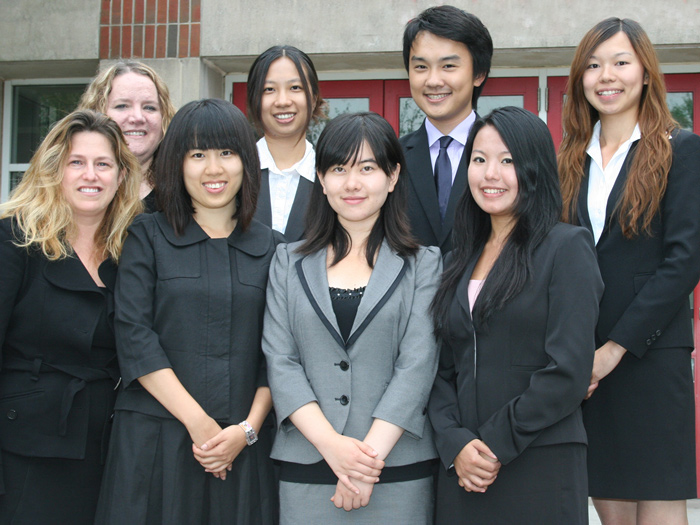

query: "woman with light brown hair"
xmin=79 ymin=60 xmax=176 ymax=211
xmin=0 ymin=110 xmax=142 ymax=524
xmin=559 ymin=17 xmax=700 ymax=524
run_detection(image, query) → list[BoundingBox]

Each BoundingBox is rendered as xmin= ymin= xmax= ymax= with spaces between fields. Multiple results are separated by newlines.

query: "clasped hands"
xmin=454 ymin=439 xmax=501 ymax=493
xmin=316 ymin=434 xmax=385 ymax=512
xmin=189 ymin=416 xmax=248 ymax=481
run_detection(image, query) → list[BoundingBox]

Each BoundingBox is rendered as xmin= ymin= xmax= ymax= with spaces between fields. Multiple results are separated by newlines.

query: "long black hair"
xmin=155 ymin=99 xmax=260 ymax=235
xmin=432 ymin=106 xmax=562 ymax=334
xmin=298 ymin=112 xmax=418 ymax=266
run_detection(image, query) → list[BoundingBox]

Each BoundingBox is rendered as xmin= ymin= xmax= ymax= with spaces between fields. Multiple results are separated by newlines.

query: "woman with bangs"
xmin=96 ymin=99 xmax=278 ymax=524
xmin=247 ymin=45 xmax=326 ymax=242
xmin=262 ymin=112 xmax=441 ymax=523
xmin=559 ymin=18 xmax=700 ymax=524
xmin=0 ymin=110 xmax=142 ymax=524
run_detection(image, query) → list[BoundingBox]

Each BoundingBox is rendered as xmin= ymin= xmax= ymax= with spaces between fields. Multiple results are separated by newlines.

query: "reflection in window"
xmin=307 ymin=98 xmax=370 ymax=145
xmin=667 ymin=92 xmax=693 ymax=130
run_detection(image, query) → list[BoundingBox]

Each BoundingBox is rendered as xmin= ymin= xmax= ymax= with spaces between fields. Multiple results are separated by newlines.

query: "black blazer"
xmin=0 ymin=218 xmax=119 ymax=493
xmin=254 ymin=168 xmax=314 ymax=243
xmin=400 ymin=120 xmax=469 ymax=253
xmin=429 ymin=223 xmax=603 ymax=469
xmin=575 ymin=129 xmax=700 ymax=357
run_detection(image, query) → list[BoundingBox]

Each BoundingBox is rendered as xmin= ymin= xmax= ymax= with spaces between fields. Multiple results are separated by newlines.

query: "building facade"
xmin=1 ymin=0 xmax=699 ymax=199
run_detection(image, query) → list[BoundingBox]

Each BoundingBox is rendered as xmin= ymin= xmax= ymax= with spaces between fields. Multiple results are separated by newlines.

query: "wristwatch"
xmin=238 ymin=420 xmax=258 ymax=446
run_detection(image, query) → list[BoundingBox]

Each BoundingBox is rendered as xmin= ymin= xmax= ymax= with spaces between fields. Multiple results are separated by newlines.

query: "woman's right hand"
xmin=316 ymin=434 xmax=384 ymax=493
xmin=454 ymin=439 xmax=501 ymax=493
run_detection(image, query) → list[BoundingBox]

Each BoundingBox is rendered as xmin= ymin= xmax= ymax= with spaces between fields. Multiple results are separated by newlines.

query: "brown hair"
xmin=558 ymin=17 xmax=676 ymax=237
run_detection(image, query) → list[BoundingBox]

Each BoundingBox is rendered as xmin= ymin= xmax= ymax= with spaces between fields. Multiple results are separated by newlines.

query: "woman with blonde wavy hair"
xmin=559 ymin=17 xmax=700 ymax=524
xmin=79 ymin=60 xmax=176 ymax=211
xmin=0 ymin=110 xmax=142 ymax=524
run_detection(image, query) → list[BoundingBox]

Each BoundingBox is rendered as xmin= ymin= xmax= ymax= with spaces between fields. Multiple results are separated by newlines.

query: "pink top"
xmin=468 ymin=279 xmax=484 ymax=314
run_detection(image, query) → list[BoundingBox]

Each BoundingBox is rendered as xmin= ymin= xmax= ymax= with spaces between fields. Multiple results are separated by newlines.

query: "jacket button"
xmin=656 ymin=330 xmax=661 ymax=336
xmin=339 ymin=361 xmax=349 ymax=371
xmin=646 ymin=339 xmax=652 ymax=346
xmin=339 ymin=395 xmax=349 ymax=406
xmin=6 ymin=409 xmax=17 ymax=420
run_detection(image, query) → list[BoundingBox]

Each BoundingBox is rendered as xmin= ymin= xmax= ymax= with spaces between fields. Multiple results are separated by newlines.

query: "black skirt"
xmin=584 ymin=347 xmax=696 ymax=500
xmin=435 ymin=443 xmax=588 ymax=525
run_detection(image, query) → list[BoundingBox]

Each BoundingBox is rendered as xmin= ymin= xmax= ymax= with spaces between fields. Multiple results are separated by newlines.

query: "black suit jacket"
xmin=576 ymin=129 xmax=700 ymax=357
xmin=254 ymin=168 xmax=313 ymax=243
xmin=400 ymin=121 xmax=469 ymax=253
xmin=429 ymin=223 xmax=603 ymax=469
xmin=0 ymin=218 xmax=119 ymax=493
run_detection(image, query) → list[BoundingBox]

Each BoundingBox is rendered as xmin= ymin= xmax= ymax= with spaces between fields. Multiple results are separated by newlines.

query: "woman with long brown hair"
xmin=559 ymin=17 xmax=700 ymax=524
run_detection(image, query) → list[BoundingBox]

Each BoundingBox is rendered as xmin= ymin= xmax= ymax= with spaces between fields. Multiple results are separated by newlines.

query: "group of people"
xmin=0 ymin=4 xmax=698 ymax=525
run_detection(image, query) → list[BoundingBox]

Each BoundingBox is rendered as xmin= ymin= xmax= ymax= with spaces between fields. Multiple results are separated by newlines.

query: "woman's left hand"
xmin=586 ymin=340 xmax=626 ymax=399
xmin=192 ymin=424 xmax=248 ymax=480
xmin=331 ymin=478 xmax=374 ymax=511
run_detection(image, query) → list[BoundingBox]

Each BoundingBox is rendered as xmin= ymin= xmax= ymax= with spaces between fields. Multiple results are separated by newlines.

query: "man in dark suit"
xmin=401 ymin=6 xmax=493 ymax=252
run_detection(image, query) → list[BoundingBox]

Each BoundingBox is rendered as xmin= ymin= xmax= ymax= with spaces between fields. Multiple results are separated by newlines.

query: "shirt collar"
xmin=425 ymin=111 xmax=476 ymax=148
xmin=586 ymin=120 xmax=642 ymax=162
xmin=257 ymin=137 xmax=316 ymax=182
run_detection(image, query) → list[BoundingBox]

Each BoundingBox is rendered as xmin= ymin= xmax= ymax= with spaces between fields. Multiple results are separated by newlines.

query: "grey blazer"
xmin=262 ymin=240 xmax=442 ymax=466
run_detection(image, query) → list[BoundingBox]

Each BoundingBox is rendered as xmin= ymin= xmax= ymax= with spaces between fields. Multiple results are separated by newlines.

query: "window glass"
xmin=667 ymin=92 xmax=693 ymax=130
xmin=307 ymin=98 xmax=370 ymax=145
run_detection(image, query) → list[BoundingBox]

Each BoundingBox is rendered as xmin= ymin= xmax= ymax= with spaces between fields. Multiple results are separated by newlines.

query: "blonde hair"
xmin=0 ymin=110 xmax=143 ymax=262
xmin=558 ymin=18 xmax=677 ymax=237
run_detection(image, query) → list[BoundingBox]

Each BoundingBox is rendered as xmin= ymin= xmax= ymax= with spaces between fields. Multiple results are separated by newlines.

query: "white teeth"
xmin=426 ymin=94 xmax=448 ymax=100
xmin=598 ymin=90 xmax=621 ymax=96
xmin=79 ymin=188 xmax=100 ymax=193
xmin=483 ymin=189 xmax=505 ymax=194
xmin=204 ymin=182 xmax=225 ymax=189
xmin=275 ymin=113 xmax=294 ymax=119
xmin=124 ymin=131 xmax=146 ymax=136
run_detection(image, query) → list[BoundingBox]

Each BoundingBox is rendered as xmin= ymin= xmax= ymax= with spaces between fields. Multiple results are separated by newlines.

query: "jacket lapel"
xmin=284 ymin=176 xmax=314 ymax=242
xmin=43 ymin=255 xmax=104 ymax=292
xmin=296 ymin=248 xmax=345 ymax=349
xmin=577 ymin=157 xmax=593 ymax=234
xmin=441 ymin=149 xmax=468 ymax=246
xmin=598 ymin=140 xmax=639 ymax=243
xmin=455 ymin=253 xmax=479 ymax=324
xmin=346 ymin=241 xmax=407 ymax=347
xmin=405 ymin=123 xmax=442 ymax=241
xmin=253 ymin=168 xmax=273 ymax=227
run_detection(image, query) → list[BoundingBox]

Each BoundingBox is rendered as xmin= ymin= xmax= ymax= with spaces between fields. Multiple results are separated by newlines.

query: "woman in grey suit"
xmin=263 ymin=112 xmax=441 ymax=523
xmin=429 ymin=107 xmax=603 ymax=524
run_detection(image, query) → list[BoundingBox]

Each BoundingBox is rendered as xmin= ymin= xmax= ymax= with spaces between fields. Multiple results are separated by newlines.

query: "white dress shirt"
xmin=425 ymin=111 xmax=476 ymax=184
xmin=586 ymin=121 xmax=641 ymax=243
xmin=257 ymin=137 xmax=316 ymax=234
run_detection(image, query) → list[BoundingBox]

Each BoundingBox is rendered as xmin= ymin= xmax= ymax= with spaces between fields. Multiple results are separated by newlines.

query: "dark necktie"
xmin=435 ymin=135 xmax=454 ymax=221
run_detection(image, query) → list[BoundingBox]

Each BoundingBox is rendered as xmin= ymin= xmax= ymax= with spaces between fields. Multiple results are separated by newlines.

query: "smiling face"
xmin=260 ymin=57 xmax=311 ymax=142
xmin=320 ymin=141 xmax=399 ymax=232
xmin=106 ymin=71 xmax=164 ymax=169
xmin=183 ymin=148 xmax=243 ymax=219
xmin=468 ymin=125 xmax=518 ymax=222
xmin=583 ymin=31 xmax=647 ymax=125
xmin=408 ymin=31 xmax=484 ymax=135
xmin=61 ymin=131 xmax=122 ymax=221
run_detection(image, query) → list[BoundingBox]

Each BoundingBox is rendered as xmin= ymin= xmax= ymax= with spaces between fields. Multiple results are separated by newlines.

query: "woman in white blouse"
xmin=247 ymin=45 xmax=326 ymax=242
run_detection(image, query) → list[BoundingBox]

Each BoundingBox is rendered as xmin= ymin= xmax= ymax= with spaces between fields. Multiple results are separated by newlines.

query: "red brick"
xmin=99 ymin=26 xmax=111 ymax=59
xmin=191 ymin=0 xmax=200 ymax=22
xmin=123 ymin=0 xmax=133 ymax=24
xmin=132 ymin=25 xmax=144 ymax=57
xmin=134 ymin=0 xmax=145 ymax=23
xmin=100 ymin=0 xmax=111 ymax=25
xmin=178 ymin=25 xmax=189 ymax=57
xmin=144 ymin=25 xmax=155 ymax=58
xmin=168 ymin=0 xmax=178 ymax=22
xmin=190 ymin=22 xmax=200 ymax=57
xmin=122 ymin=26 xmax=132 ymax=57
xmin=145 ymin=0 xmax=156 ymax=23
xmin=157 ymin=0 xmax=167 ymax=23
xmin=110 ymin=26 xmax=121 ymax=58
xmin=156 ymin=24 xmax=167 ymax=58
xmin=180 ymin=0 xmax=189 ymax=22
xmin=111 ymin=0 xmax=121 ymax=24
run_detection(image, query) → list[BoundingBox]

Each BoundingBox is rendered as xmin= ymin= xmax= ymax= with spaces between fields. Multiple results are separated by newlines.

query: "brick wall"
xmin=99 ymin=0 xmax=200 ymax=59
